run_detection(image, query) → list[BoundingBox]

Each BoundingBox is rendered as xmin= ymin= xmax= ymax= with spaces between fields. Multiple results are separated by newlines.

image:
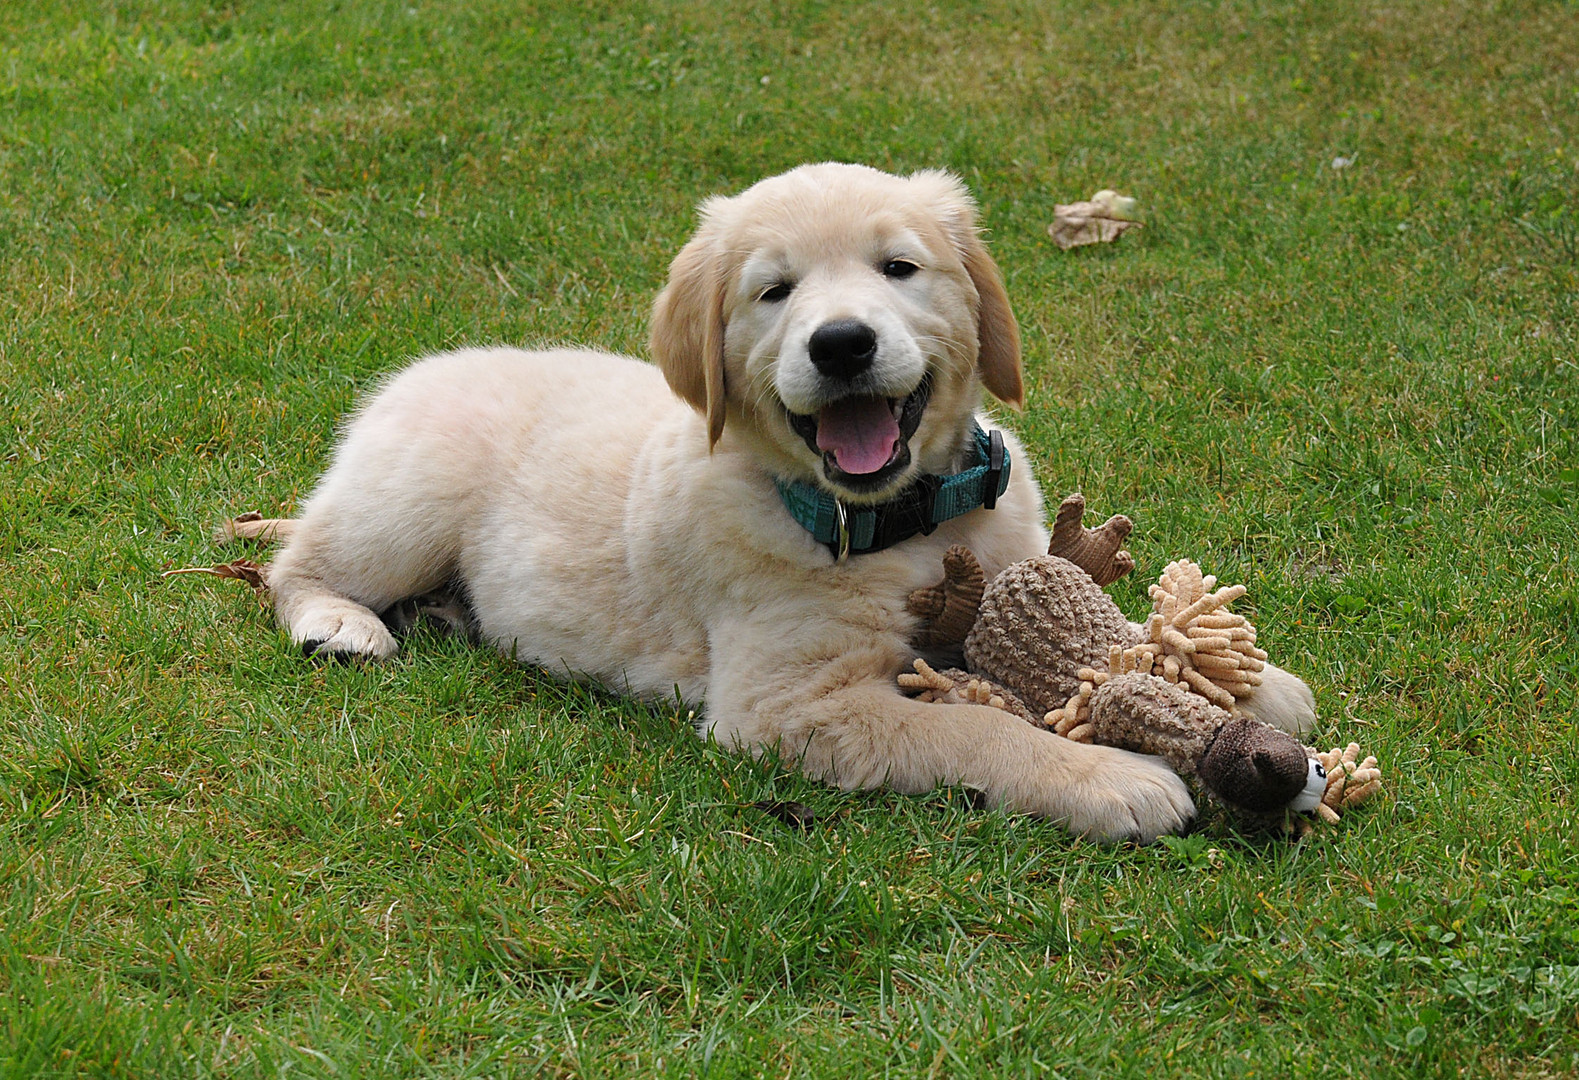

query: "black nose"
xmin=808 ymin=320 xmax=878 ymax=381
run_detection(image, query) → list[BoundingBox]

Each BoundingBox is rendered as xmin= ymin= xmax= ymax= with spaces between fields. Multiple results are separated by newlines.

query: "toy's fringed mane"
xmin=1048 ymin=558 xmax=1267 ymax=742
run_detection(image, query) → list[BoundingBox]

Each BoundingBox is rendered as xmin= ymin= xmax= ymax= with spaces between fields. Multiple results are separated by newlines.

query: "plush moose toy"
xmin=901 ymin=495 xmax=1381 ymax=829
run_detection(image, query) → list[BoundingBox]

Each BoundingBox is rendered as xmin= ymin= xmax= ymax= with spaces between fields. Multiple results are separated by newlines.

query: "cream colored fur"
xmin=255 ymin=164 xmax=1314 ymax=842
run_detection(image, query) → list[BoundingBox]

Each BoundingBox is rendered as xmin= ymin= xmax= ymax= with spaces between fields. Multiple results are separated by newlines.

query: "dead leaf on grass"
xmin=1049 ymin=189 xmax=1144 ymax=250
xmin=161 ymin=559 xmax=269 ymax=591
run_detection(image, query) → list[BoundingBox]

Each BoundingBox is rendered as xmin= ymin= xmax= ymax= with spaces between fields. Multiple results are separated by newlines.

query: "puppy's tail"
xmin=215 ymin=511 xmax=298 ymax=545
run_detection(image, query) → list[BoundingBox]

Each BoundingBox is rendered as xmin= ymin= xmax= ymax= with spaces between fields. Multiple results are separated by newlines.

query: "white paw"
xmin=291 ymin=601 xmax=398 ymax=662
xmin=1236 ymin=664 xmax=1317 ymax=737
xmin=1062 ymin=745 xmax=1196 ymax=844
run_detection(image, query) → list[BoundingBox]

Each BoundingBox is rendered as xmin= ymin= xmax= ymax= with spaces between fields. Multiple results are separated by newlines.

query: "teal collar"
xmin=775 ymin=424 xmax=1009 ymax=561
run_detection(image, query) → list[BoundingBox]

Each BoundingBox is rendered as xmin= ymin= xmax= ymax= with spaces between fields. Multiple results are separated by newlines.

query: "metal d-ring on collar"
xmin=834 ymin=499 xmax=852 ymax=562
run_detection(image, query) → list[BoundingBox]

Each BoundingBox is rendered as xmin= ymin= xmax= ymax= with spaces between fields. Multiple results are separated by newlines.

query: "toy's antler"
xmin=1047 ymin=494 xmax=1134 ymax=586
xmin=907 ymin=545 xmax=986 ymax=649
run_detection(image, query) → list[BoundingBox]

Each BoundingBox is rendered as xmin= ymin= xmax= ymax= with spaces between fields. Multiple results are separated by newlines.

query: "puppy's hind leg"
xmin=273 ymin=581 xmax=400 ymax=662
xmin=265 ymin=537 xmax=394 ymax=661
xmin=214 ymin=512 xmax=404 ymax=659
xmin=265 ymin=497 xmax=460 ymax=664
xmin=253 ymin=352 xmax=500 ymax=662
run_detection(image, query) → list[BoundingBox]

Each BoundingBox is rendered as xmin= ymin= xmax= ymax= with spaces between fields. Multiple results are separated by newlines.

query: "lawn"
xmin=1 ymin=0 xmax=1575 ymax=1075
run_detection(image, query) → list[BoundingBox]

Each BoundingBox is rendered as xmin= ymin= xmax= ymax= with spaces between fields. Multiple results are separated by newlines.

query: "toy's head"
xmin=1198 ymin=718 xmax=1326 ymax=813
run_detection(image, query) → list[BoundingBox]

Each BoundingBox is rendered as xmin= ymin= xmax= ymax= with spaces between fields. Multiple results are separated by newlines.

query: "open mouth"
xmin=786 ymin=374 xmax=933 ymax=492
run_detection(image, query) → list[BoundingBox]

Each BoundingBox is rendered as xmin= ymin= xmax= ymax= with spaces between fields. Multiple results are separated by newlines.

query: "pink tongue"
xmin=816 ymin=396 xmax=900 ymax=475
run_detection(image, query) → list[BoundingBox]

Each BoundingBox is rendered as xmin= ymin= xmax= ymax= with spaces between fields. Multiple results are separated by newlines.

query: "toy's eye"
xmin=1314 ymin=763 xmax=1327 ymax=778
xmin=882 ymin=259 xmax=920 ymax=280
xmin=759 ymin=282 xmax=794 ymax=303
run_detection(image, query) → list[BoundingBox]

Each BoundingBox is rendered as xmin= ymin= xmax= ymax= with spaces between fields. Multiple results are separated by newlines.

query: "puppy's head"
xmin=651 ymin=163 xmax=1022 ymax=504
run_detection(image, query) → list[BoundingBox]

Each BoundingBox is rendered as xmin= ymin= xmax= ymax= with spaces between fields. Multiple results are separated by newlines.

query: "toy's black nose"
xmin=808 ymin=320 xmax=877 ymax=381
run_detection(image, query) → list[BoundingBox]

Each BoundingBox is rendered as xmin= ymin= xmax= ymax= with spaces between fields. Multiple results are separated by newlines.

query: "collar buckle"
xmin=983 ymin=429 xmax=1006 ymax=511
xmin=865 ymin=472 xmax=940 ymax=553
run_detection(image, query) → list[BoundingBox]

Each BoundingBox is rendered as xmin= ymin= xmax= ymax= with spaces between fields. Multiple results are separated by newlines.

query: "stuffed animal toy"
xmin=900 ymin=495 xmax=1382 ymax=829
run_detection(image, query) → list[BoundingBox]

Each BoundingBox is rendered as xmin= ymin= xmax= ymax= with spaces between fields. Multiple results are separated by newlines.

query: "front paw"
xmin=1236 ymin=664 xmax=1317 ymax=737
xmin=1060 ymin=744 xmax=1196 ymax=844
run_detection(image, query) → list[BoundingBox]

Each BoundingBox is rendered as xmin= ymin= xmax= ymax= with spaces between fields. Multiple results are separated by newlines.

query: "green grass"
xmin=2 ymin=0 xmax=1576 ymax=1075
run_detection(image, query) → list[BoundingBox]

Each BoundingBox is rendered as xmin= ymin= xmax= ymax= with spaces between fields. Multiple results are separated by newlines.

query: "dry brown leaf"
xmin=1049 ymin=190 xmax=1143 ymax=250
xmin=161 ymin=558 xmax=269 ymax=590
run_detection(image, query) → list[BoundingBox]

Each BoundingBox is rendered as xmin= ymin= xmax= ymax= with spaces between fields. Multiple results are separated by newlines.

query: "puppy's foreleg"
xmin=710 ymin=664 xmax=1195 ymax=844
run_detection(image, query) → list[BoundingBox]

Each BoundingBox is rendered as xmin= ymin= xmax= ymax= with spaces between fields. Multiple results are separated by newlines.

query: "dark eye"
xmin=882 ymin=259 xmax=920 ymax=280
xmin=759 ymin=282 xmax=794 ymax=303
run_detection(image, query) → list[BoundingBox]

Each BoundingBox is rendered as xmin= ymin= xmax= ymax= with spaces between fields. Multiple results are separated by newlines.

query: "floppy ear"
xmin=958 ymin=228 xmax=1024 ymax=410
xmin=650 ymin=220 xmax=728 ymax=447
xmin=911 ymin=171 xmax=1025 ymax=410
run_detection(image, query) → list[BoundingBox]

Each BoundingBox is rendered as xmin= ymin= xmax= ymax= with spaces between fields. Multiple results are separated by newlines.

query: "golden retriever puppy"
xmin=245 ymin=164 xmax=1314 ymax=842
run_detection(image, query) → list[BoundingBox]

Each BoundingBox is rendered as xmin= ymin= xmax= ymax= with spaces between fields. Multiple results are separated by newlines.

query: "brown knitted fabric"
xmin=1087 ymin=673 xmax=1226 ymax=776
xmin=907 ymin=545 xmax=987 ymax=650
xmin=1046 ymin=493 xmax=1135 ymax=586
xmin=963 ymin=556 xmax=1140 ymax=717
